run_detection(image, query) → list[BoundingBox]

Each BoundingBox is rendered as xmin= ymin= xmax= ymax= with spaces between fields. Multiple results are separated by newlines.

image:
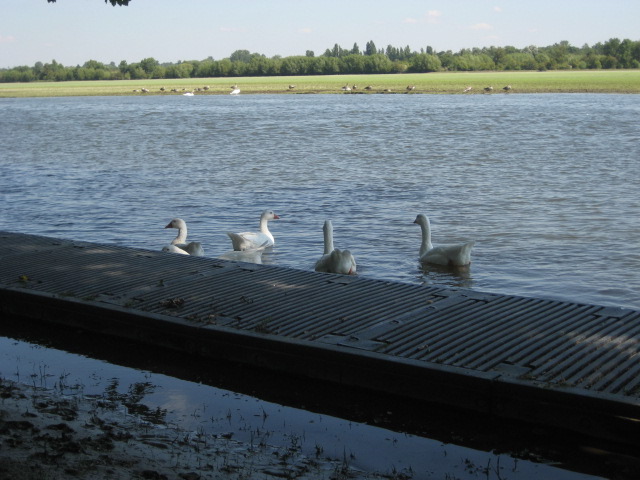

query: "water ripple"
xmin=1 ymin=94 xmax=638 ymax=310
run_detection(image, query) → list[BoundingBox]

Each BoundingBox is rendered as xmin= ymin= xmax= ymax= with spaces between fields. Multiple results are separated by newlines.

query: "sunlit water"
xmin=1 ymin=93 xmax=638 ymax=309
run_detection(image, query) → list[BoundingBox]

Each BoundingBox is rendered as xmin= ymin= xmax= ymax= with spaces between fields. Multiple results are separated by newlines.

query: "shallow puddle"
xmin=0 ymin=332 xmax=604 ymax=480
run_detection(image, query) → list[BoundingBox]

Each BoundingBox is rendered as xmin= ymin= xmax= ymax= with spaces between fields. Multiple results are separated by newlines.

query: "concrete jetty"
xmin=1 ymin=231 xmax=639 ymax=447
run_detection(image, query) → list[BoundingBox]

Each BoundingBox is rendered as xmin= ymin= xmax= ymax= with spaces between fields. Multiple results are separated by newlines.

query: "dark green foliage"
xmin=2 ymin=37 xmax=640 ymax=83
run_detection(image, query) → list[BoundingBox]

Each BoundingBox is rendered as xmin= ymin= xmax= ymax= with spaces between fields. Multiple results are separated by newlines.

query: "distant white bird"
xmin=227 ymin=210 xmax=280 ymax=251
xmin=314 ymin=220 xmax=356 ymax=275
xmin=413 ymin=214 xmax=474 ymax=267
xmin=163 ymin=218 xmax=205 ymax=256
xmin=463 ymin=86 xmax=473 ymax=92
xmin=230 ymin=88 xmax=241 ymax=95
xmin=183 ymin=92 xmax=194 ymax=96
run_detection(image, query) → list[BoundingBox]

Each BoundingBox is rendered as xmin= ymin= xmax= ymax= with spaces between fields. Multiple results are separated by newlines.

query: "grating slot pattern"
xmin=1 ymin=231 xmax=640 ymax=402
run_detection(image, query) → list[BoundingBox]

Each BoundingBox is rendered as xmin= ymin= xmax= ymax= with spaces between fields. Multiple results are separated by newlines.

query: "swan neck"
xmin=259 ymin=217 xmax=270 ymax=233
xmin=172 ymin=226 xmax=187 ymax=245
xmin=323 ymin=224 xmax=334 ymax=255
xmin=419 ymin=219 xmax=433 ymax=256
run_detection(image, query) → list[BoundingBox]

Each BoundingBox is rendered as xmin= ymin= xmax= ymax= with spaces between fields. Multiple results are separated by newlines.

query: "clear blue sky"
xmin=1 ymin=0 xmax=638 ymax=69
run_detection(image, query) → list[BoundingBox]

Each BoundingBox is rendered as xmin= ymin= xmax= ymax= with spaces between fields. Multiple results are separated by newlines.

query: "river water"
xmin=1 ymin=92 xmax=635 ymax=479
xmin=1 ymin=93 xmax=638 ymax=310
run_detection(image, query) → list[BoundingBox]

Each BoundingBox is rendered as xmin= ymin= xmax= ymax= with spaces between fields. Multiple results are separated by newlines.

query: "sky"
xmin=1 ymin=0 xmax=639 ymax=69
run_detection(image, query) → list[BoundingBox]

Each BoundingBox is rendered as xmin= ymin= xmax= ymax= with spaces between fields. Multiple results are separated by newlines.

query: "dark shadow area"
xmin=1 ymin=314 xmax=639 ymax=480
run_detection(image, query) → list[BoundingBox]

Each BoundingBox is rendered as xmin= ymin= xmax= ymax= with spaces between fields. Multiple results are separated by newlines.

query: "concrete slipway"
xmin=1 ymin=231 xmax=639 ymax=448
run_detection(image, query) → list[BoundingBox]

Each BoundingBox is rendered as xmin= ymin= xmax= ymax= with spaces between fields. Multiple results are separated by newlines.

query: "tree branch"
xmin=47 ymin=0 xmax=132 ymax=5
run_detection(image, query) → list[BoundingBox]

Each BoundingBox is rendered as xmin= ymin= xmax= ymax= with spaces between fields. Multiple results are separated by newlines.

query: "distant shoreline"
xmin=1 ymin=70 xmax=639 ymax=98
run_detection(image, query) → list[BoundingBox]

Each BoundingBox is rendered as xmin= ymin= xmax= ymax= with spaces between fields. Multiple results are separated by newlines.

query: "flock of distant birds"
xmin=162 ymin=210 xmax=475 ymax=276
xmin=133 ymin=84 xmax=513 ymax=95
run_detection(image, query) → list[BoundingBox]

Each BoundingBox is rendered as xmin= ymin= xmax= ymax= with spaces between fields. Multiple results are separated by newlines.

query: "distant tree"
xmin=317 ymin=56 xmax=341 ymax=74
xmin=139 ymin=57 xmax=159 ymax=75
xmin=194 ymin=59 xmax=216 ymax=77
xmin=342 ymin=54 xmax=365 ymax=73
xmin=83 ymin=59 xmax=106 ymax=70
xmin=323 ymin=43 xmax=347 ymax=58
xmin=501 ymin=53 xmax=536 ymax=70
xmin=409 ymin=53 xmax=441 ymax=72
xmin=248 ymin=56 xmax=271 ymax=76
xmin=364 ymin=41 xmax=377 ymax=56
xmin=229 ymin=50 xmax=252 ymax=63
xmin=363 ymin=53 xmax=393 ymax=73
xmin=47 ymin=0 xmax=131 ymax=5
xmin=3 ymin=35 xmax=640 ymax=84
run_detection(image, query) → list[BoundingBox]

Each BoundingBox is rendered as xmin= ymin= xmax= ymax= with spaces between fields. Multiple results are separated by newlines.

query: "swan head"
xmin=413 ymin=214 xmax=428 ymax=227
xmin=162 ymin=244 xmax=189 ymax=255
xmin=261 ymin=210 xmax=280 ymax=221
xmin=323 ymin=219 xmax=333 ymax=234
xmin=165 ymin=218 xmax=186 ymax=229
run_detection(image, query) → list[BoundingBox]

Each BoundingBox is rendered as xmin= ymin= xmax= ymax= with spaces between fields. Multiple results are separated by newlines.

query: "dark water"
xmin=1 ymin=93 xmax=638 ymax=309
xmin=0 ymin=335 xmax=603 ymax=480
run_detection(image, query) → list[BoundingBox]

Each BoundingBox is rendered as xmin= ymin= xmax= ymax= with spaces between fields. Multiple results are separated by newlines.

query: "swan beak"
xmin=164 ymin=222 xmax=173 ymax=228
xmin=273 ymin=214 xmax=280 ymax=219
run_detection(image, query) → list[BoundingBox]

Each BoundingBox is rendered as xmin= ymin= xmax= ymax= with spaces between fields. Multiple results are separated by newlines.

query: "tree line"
xmin=2 ymin=38 xmax=639 ymax=83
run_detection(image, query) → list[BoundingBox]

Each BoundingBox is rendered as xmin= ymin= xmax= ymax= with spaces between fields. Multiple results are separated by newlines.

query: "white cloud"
xmin=470 ymin=23 xmax=493 ymax=30
xmin=426 ymin=10 xmax=442 ymax=24
xmin=219 ymin=27 xmax=247 ymax=33
xmin=0 ymin=34 xmax=17 ymax=43
xmin=493 ymin=6 xmax=502 ymax=13
xmin=404 ymin=10 xmax=441 ymax=25
xmin=298 ymin=28 xmax=312 ymax=34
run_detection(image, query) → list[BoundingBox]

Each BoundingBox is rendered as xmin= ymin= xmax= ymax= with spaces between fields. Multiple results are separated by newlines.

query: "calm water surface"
xmin=0 ymin=336 xmax=602 ymax=480
xmin=1 ymin=93 xmax=639 ymax=309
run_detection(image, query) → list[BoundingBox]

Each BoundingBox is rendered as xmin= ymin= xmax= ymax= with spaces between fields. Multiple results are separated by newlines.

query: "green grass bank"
xmin=1 ymin=70 xmax=639 ymax=97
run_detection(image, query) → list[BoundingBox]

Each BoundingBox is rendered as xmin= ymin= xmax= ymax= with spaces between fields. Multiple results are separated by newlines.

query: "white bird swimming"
xmin=314 ymin=220 xmax=357 ymax=275
xmin=162 ymin=244 xmax=189 ymax=255
xmin=163 ymin=218 xmax=205 ymax=256
xmin=413 ymin=214 xmax=474 ymax=267
xmin=227 ymin=210 xmax=280 ymax=251
xmin=218 ymin=242 xmax=268 ymax=264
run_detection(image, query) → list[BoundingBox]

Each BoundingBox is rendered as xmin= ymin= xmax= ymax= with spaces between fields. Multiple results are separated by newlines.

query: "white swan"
xmin=227 ymin=210 xmax=279 ymax=251
xmin=230 ymin=88 xmax=241 ymax=95
xmin=314 ymin=220 xmax=357 ymax=275
xmin=162 ymin=244 xmax=189 ymax=255
xmin=413 ymin=214 xmax=474 ymax=266
xmin=164 ymin=218 xmax=205 ymax=256
xmin=218 ymin=243 xmax=267 ymax=264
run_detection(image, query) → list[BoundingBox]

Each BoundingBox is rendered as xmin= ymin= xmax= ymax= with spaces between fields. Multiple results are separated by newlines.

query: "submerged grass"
xmin=1 ymin=70 xmax=639 ymax=97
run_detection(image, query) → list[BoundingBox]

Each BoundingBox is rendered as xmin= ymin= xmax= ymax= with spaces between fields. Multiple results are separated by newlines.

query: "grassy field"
xmin=1 ymin=70 xmax=639 ymax=97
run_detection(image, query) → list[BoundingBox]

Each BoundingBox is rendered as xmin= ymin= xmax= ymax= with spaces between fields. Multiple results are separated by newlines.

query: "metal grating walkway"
xmin=1 ymin=231 xmax=639 ymax=444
